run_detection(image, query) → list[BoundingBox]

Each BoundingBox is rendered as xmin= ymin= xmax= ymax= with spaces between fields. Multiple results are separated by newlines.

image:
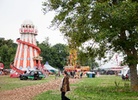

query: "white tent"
xmin=99 ymin=61 xmax=118 ymax=70
xmin=44 ymin=61 xmax=58 ymax=72
xmin=98 ymin=53 xmax=124 ymax=70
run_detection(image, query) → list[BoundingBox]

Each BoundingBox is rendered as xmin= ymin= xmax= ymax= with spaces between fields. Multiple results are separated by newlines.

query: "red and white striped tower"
xmin=13 ymin=20 xmax=42 ymax=71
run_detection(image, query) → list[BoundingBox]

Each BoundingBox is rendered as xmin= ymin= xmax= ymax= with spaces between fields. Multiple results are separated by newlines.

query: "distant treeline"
xmin=0 ymin=38 xmax=98 ymax=69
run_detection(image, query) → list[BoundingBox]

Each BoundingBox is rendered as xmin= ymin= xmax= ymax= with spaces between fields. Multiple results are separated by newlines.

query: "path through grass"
xmin=34 ymin=75 xmax=138 ymax=100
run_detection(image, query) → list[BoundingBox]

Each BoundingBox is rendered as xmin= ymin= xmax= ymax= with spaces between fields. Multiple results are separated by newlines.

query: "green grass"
xmin=34 ymin=90 xmax=60 ymax=100
xmin=1 ymin=75 xmax=138 ymax=100
xmin=34 ymin=75 xmax=138 ymax=100
xmin=0 ymin=75 xmax=55 ymax=91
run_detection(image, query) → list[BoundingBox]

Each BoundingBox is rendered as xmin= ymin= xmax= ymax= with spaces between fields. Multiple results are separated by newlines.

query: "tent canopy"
xmin=44 ymin=61 xmax=58 ymax=72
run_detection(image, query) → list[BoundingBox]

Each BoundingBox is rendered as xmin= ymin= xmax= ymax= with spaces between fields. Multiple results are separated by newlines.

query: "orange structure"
xmin=69 ymin=48 xmax=77 ymax=67
xmin=64 ymin=48 xmax=90 ymax=72
xmin=10 ymin=20 xmax=43 ymax=77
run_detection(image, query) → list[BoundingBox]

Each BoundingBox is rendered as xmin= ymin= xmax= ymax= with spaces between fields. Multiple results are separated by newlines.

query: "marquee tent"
xmin=44 ymin=61 xmax=58 ymax=72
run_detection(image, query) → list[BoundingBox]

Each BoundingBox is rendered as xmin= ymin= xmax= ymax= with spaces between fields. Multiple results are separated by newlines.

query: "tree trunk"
xmin=129 ymin=64 xmax=138 ymax=91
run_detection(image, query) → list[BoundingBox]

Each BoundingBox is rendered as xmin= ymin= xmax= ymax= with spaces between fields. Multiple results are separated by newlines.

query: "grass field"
xmin=0 ymin=75 xmax=55 ymax=91
xmin=0 ymin=75 xmax=138 ymax=100
xmin=34 ymin=75 xmax=138 ymax=100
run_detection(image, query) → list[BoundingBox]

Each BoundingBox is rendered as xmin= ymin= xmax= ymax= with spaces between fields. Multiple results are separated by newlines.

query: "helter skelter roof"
xmin=20 ymin=20 xmax=38 ymax=34
xmin=22 ymin=20 xmax=34 ymax=25
xmin=21 ymin=20 xmax=35 ymax=28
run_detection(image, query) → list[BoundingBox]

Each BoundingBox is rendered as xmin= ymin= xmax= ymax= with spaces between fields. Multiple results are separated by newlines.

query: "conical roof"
xmin=44 ymin=61 xmax=58 ymax=71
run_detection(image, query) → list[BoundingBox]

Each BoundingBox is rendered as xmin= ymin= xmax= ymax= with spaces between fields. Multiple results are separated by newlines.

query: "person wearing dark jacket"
xmin=60 ymin=70 xmax=70 ymax=100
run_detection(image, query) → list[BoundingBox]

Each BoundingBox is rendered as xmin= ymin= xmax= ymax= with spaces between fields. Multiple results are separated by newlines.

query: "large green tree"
xmin=51 ymin=43 xmax=69 ymax=69
xmin=0 ymin=39 xmax=17 ymax=68
xmin=78 ymin=49 xmax=99 ymax=69
xmin=38 ymin=38 xmax=69 ymax=69
xmin=38 ymin=37 xmax=52 ymax=64
xmin=42 ymin=0 xmax=138 ymax=91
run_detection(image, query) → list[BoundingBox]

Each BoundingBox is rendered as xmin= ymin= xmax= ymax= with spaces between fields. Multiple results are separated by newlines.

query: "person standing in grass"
xmin=60 ymin=70 xmax=70 ymax=100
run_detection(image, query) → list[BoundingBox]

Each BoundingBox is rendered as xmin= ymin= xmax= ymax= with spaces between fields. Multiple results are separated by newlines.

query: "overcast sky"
xmin=0 ymin=0 xmax=124 ymax=68
xmin=0 ymin=0 xmax=67 ymax=45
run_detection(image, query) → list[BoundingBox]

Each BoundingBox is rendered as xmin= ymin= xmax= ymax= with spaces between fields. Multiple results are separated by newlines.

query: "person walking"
xmin=60 ymin=70 xmax=70 ymax=100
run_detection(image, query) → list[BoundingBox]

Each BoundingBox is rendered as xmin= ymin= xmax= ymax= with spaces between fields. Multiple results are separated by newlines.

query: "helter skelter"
xmin=10 ymin=20 xmax=43 ymax=77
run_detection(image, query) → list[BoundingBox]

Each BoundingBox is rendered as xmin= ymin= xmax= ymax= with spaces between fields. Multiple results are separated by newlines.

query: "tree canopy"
xmin=38 ymin=38 xmax=69 ymax=69
xmin=0 ymin=38 xmax=17 ymax=68
xmin=42 ymin=0 xmax=138 ymax=91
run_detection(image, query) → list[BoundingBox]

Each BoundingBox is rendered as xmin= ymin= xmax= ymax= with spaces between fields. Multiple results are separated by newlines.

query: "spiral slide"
xmin=10 ymin=39 xmax=46 ymax=77
xmin=10 ymin=64 xmax=25 ymax=74
xmin=10 ymin=63 xmax=25 ymax=78
xmin=17 ymin=39 xmax=41 ymax=54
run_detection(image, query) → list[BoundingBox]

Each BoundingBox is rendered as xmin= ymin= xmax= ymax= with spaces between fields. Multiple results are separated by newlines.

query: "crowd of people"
xmin=69 ymin=70 xmax=83 ymax=79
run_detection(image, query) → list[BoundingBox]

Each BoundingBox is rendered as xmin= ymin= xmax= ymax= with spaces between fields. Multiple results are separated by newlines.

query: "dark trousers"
xmin=61 ymin=92 xmax=70 ymax=100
